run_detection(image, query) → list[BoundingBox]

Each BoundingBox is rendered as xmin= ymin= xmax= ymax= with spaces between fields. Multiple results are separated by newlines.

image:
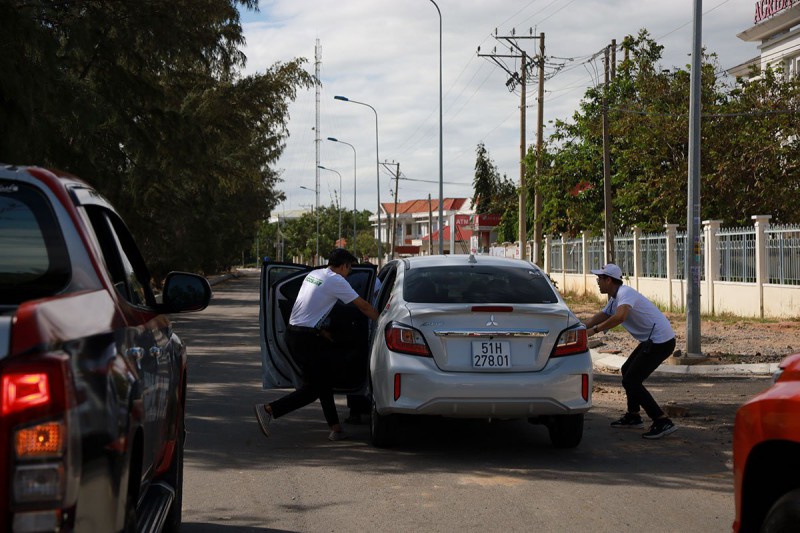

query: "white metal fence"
xmin=490 ymin=215 xmax=800 ymax=318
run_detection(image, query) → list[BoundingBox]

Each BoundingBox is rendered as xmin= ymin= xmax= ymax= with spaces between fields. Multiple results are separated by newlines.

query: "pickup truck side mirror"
xmin=161 ymin=272 xmax=212 ymax=312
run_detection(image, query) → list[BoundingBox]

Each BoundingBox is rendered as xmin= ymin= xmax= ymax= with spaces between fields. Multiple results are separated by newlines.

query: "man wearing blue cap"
xmin=585 ymin=264 xmax=678 ymax=439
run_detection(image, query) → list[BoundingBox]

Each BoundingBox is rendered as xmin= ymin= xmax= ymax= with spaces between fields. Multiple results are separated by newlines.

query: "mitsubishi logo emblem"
xmin=486 ymin=315 xmax=498 ymax=327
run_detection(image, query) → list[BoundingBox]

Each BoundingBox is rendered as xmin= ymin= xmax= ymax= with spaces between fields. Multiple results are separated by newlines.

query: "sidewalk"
xmin=591 ymin=349 xmax=780 ymax=377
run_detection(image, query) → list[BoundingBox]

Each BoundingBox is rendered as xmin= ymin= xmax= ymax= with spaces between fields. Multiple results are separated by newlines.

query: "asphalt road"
xmin=174 ymin=270 xmax=773 ymax=533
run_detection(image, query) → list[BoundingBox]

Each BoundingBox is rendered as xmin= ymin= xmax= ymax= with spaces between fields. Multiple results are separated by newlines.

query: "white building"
xmin=729 ymin=2 xmax=800 ymax=79
xmin=374 ymin=197 xmax=475 ymax=256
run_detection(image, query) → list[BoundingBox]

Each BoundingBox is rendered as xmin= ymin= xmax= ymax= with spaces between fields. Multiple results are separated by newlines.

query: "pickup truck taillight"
xmin=1 ymin=353 xmax=78 ymax=533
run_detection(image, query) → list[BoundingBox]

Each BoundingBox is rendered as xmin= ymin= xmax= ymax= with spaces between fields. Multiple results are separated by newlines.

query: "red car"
xmin=0 ymin=165 xmax=211 ymax=532
xmin=733 ymin=353 xmax=800 ymax=532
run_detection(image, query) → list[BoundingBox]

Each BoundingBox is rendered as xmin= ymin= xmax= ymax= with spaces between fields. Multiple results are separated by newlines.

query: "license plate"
xmin=471 ymin=341 xmax=511 ymax=368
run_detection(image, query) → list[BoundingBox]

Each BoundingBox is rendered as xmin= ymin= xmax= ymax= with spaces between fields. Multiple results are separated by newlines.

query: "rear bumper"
xmin=372 ymin=351 xmax=592 ymax=418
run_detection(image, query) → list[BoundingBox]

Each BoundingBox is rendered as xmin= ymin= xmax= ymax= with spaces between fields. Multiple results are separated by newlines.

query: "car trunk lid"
xmin=407 ymin=303 xmax=573 ymax=372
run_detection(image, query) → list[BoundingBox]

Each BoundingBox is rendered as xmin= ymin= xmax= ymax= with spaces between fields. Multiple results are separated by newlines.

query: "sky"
xmin=237 ymin=0 xmax=761 ymax=217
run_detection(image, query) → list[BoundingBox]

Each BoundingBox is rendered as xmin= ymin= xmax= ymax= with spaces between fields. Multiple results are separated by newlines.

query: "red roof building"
xmin=369 ymin=198 xmax=500 ymax=257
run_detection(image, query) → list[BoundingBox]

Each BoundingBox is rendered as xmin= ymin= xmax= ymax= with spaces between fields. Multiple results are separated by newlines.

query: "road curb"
xmin=591 ymin=350 xmax=779 ymax=376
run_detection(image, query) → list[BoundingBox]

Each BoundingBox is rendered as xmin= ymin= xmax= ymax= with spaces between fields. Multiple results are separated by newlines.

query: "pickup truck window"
xmin=84 ymin=205 xmax=153 ymax=307
xmin=0 ymin=181 xmax=70 ymax=304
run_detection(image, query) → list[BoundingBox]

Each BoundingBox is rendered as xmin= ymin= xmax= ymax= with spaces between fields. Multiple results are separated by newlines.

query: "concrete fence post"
xmin=752 ymin=215 xmax=772 ymax=318
xmin=632 ymin=226 xmax=642 ymax=291
xmin=544 ymin=235 xmax=551 ymax=272
xmin=562 ymin=234 xmax=568 ymax=287
xmin=665 ymin=223 xmax=678 ymax=310
xmin=581 ymin=231 xmax=590 ymax=295
xmin=703 ymin=220 xmax=723 ymax=315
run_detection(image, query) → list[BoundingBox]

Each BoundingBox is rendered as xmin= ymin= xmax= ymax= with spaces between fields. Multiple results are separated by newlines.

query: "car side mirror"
xmin=162 ymin=272 xmax=212 ymax=312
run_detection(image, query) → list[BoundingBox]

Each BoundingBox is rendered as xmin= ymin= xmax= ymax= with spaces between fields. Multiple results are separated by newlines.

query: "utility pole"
xmin=381 ymin=161 xmax=400 ymax=259
xmin=686 ymin=0 xmax=703 ymax=357
xmin=532 ymin=32 xmax=545 ymax=265
xmin=314 ymin=39 xmax=321 ymax=265
xmin=428 ymin=195 xmax=434 ymax=256
xmin=519 ymin=51 xmax=528 ymax=262
xmin=602 ymin=44 xmax=614 ymax=263
xmin=478 ymin=29 xmax=546 ymax=264
xmin=610 ymin=38 xmax=617 ymax=80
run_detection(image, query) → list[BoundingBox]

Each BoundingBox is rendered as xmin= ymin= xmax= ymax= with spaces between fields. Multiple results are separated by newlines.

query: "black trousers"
xmin=269 ymin=329 xmax=346 ymax=427
xmin=620 ymin=337 xmax=676 ymax=420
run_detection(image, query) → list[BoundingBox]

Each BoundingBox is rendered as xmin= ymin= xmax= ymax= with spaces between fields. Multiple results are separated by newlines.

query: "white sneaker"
xmin=328 ymin=430 xmax=349 ymax=441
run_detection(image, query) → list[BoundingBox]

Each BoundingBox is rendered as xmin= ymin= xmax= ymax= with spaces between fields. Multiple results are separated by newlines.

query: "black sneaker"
xmin=642 ymin=418 xmax=677 ymax=439
xmin=610 ymin=412 xmax=644 ymax=429
xmin=254 ymin=404 xmax=272 ymax=438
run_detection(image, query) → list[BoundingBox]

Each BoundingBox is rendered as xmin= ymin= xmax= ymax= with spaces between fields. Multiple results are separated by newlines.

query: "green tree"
xmin=270 ymin=208 xmax=378 ymax=265
xmin=472 ymin=143 xmax=517 ymax=216
xmin=471 ymin=142 xmax=518 ymax=242
xmin=472 ymin=143 xmax=498 ymax=215
xmin=705 ymin=67 xmax=800 ymax=224
xmin=530 ymin=29 xmax=800 ymax=237
xmin=1 ymin=0 xmax=314 ymax=278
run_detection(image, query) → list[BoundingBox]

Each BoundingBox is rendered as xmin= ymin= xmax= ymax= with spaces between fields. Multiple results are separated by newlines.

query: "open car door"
xmin=260 ymin=262 xmax=377 ymax=390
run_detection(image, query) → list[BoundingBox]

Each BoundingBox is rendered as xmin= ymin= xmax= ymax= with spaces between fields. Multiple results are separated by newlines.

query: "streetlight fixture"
xmin=428 ymin=0 xmax=444 ymax=255
xmin=317 ymin=165 xmax=343 ymax=246
xmin=327 ymin=137 xmax=358 ymax=258
xmin=334 ymin=95 xmax=383 ymax=266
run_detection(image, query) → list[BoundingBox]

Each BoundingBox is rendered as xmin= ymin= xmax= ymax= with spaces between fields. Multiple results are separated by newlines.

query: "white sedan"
xmin=260 ymin=254 xmax=592 ymax=448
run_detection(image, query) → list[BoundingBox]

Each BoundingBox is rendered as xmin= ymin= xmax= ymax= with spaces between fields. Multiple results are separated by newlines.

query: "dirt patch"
xmin=564 ymin=292 xmax=800 ymax=365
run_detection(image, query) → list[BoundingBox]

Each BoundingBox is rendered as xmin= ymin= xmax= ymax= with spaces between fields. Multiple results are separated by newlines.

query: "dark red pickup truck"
xmin=0 ymin=165 xmax=211 ymax=532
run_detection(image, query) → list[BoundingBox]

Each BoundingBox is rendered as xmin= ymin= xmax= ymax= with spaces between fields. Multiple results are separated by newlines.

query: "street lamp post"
xmin=334 ymin=95 xmax=382 ymax=266
xmin=317 ymin=165 xmax=342 ymax=246
xmin=327 ymin=137 xmax=358 ymax=258
xmin=428 ymin=0 xmax=444 ymax=255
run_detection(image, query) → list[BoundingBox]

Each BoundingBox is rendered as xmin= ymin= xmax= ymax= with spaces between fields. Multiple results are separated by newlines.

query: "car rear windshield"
xmin=0 ymin=180 xmax=70 ymax=305
xmin=403 ymin=266 xmax=558 ymax=304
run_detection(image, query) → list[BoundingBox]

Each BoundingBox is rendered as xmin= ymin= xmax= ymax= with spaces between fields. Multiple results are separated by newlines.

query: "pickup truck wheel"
xmin=370 ymin=396 xmax=396 ymax=448
xmin=122 ymin=460 xmax=139 ymax=533
xmin=546 ymin=414 xmax=584 ymax=449
xmin=761 ymin=488 xmax=800 ymax=533
xmin=163 ymin=406 xmax=186 ymax=532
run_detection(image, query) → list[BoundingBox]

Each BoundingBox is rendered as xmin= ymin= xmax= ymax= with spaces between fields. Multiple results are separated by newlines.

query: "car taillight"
xmin=0 ymin=353 xmax=77 ymax=529
xmin=15 ymin=421 xmax=65 ymax=458
xmin=552 ymin=328 xmax=588 ymax=357
xmin=384 ymin=322 xmax=432 ymax=357
xmin=2 ymin=373 xmax=51 ymax=415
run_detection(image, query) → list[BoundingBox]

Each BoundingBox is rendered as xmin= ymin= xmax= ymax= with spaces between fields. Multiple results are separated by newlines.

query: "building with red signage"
xmin=372 ymin=198 xmax=503 ymax=256
xmin=729 ymin=2 xmax=800 ymax=79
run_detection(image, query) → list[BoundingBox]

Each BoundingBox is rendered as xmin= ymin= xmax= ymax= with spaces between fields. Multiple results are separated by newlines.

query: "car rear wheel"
xmin=546 ymin=414 xmax=584 ymax=449
xmin=761 ymin=488 xmax=800 ymax=533
xmin=370 ymin=396 xmax=396 ymax=448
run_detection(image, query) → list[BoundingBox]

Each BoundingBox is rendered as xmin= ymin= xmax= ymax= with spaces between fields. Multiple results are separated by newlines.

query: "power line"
xmin=612 ymin=107 xmax=800 ymax=118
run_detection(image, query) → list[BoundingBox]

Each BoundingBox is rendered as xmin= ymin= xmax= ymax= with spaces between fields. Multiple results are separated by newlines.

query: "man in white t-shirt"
xmin=254 ymin=249 xmax=379 ymax=441
xmin=584 ymin=263 xmax=678 ymax=440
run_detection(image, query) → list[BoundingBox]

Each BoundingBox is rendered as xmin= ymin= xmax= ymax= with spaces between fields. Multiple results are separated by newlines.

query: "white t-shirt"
xmin=289 ymin=267 xmax=359 ymax=328
xmin=601 ymin=284 xmax=674 ymax=343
